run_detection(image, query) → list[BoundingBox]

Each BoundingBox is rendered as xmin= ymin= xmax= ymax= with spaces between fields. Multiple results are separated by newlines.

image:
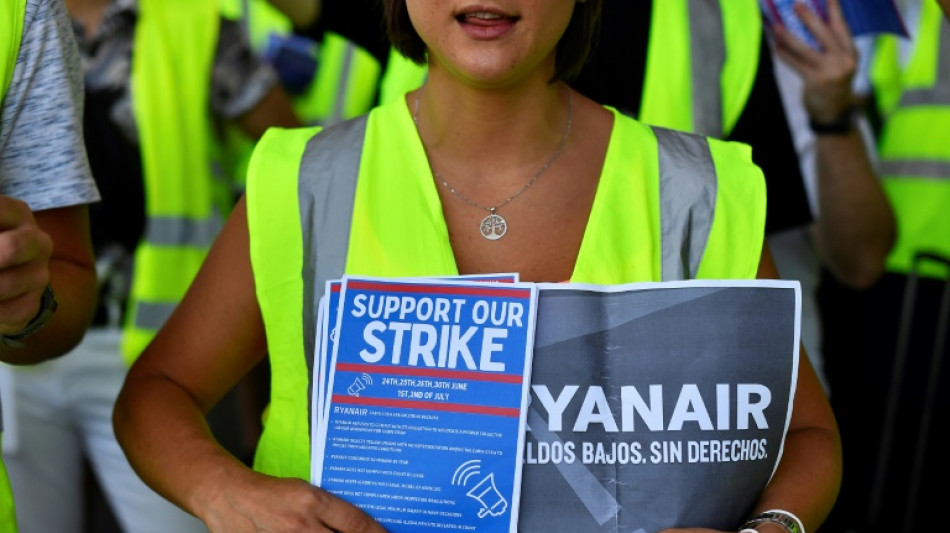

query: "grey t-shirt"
xmin=0 ymin=0 xmax=100 ymax=211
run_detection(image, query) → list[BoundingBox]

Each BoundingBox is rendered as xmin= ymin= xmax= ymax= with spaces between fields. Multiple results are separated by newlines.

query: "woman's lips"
xmin=456 ymin=10 xmax=519 ymax=39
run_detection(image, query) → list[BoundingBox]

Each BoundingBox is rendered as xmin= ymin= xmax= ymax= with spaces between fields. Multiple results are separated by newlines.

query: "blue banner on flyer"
xmin=314 ymin=277 xmax=537 ymax=533
xmin=313 ymin=274 xmax=520 ymax=444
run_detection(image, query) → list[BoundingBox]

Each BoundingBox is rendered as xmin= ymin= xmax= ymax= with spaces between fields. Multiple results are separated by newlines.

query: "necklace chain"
xmin=412 ymin=88 xmax=573 ymax=240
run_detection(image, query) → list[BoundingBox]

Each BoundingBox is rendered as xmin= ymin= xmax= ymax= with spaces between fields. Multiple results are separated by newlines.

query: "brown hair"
xmin=382 ymin=0 xmax=603 ymax=82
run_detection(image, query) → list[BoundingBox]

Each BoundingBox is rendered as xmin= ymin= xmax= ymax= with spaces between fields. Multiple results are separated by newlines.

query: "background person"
xmin=818 ymin=0 xmax=950 ymax=530
xmin=0 ymin=0 xmax=300 ymax=531
xmin=766 ymin=0 xmax=896 ymax=395
xmin=1 ymin=0 xmax=100 ymax=530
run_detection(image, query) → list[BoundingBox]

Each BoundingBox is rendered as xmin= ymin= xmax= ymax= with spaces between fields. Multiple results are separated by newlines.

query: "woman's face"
xmin=405 ymin=0 xmax=578 ymax=88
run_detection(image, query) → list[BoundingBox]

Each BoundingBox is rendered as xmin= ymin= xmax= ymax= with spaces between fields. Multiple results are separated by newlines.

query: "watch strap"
xmin=0 ymin=284 xmax=58 ymax=348
xmin=808 ymin=106 xmax=855 ymax=135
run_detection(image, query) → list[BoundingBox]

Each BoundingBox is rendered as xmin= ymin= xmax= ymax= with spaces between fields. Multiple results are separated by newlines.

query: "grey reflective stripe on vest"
xmin=298 ymin=116 xmax=366 ymax=375
xmin=900 ymin=18 xmax=950 ymax=107
xmin=653 ymin=126 xmax=717 ymax=281
xmin=327 ymin=43 xmax=357 ymax=126
xmin=132 ymin=214 xmax=225 ymax=330
xmin=144 ymin=214 xmax=222 ymax=248
xmin=879 ymin=159 xmax=950 ymax=180
xmin=296 ymin=116 xmax=366 ymax=438
xmin=688 ymin=0 xmax=725 ymax=138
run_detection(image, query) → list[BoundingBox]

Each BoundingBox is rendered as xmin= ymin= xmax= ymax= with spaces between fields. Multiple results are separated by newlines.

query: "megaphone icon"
xmin=466 ymin=473 xmax=508 ymax=518
xmin=347 ymin=377 xmax=366 ymax=396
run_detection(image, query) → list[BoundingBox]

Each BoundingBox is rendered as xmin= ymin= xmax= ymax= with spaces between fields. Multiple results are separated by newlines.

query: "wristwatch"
xmin=808 ymin=106 xmax=856 ymax=135
xmin=741 ymin=511 xmax=803 ymax=533
xmin=0 ymin=284 xmax=58 ymax=348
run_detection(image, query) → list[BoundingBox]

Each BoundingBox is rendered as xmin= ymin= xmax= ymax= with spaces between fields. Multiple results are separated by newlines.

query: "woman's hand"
xmin=198 ymin=469 xmax=387 ymax=533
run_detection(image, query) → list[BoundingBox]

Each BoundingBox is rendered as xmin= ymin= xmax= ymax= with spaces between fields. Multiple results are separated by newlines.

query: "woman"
xmin=113 ymin=1 xmax=841 ymax=532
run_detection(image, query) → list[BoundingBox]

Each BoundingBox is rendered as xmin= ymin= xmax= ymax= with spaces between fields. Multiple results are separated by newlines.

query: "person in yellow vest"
xmin=817 ymin=1 xmax=950 ymax=531
xmin=1 ymin=1 xmax=101 ymax=531
xmin=216 ymin=0 xmax=387 ymax=193
xmin=0 ymin=0 xmax=300 ymax=532
xmin=113 ymin=0 xmax=841 ymax=532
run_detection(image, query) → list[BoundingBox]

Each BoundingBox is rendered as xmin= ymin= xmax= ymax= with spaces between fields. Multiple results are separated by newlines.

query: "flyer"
xmin=517 ymin=280 xmax=802 ymax=532
xmin=761 ymin=0 xmax=908 ymax=50
xmin=313 ymin=276 xmax=537 ymax=533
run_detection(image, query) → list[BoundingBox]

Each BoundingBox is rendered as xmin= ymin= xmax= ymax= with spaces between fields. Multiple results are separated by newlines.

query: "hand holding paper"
xmin=769 ymin=0 xmax=859 ymax=124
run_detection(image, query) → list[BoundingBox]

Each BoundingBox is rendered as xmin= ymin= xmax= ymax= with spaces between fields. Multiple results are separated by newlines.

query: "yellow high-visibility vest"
xmin=121 ymin=0 xmax=228 ymax=363
xmin=872 ymin=1 xmax=950 ymax=277
xmin=245 ymin=100 xmax=766 ymax=480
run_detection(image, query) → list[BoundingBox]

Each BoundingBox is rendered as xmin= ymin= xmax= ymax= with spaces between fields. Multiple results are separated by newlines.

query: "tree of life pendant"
xmin=480 ymin=210 xmax=507 ymax=240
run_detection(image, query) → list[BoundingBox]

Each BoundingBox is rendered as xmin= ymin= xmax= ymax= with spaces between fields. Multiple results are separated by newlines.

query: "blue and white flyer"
xmin=313 ymin=276 xmax=538 ymax=533
xmin=761 ymin=0 xmax=907 ymax=49
xmin=517 ymin=280 xmax=801 ymax=533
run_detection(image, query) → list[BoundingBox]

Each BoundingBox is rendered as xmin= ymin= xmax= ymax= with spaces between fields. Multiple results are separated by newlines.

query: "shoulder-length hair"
xmin=382 ymin=0 xmax=603 ymax=82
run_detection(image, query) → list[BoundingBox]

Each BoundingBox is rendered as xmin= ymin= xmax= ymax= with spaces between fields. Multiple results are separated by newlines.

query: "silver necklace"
xmin=412 ymin=89 xmax=573 ymax=240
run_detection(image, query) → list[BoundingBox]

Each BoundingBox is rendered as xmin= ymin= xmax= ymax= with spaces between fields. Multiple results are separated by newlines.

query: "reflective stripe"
xmin=144 ymin=214 xmax=223 ymax=248
xmin=900 ymin=18 xmax=950 ymax=107
xmin=653 ymin=126 xmax=717 ymax=281
xmin=688 ymin=0 xmax=725 ymax=138
xmin=298 ymin=116 xmax=366 ymax=425
xmin=132 ymin=301 xmax=177 ymax=331
xmin=879 ymin=159 xmax=950 ymax=180
xmin=327 ymin=44 xmax=356 ymax=126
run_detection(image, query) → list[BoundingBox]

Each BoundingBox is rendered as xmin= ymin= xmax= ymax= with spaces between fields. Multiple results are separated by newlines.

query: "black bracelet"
xmin=808 ymin=107 xmax=855 ymax=135
xmin=0 ymin=284 xmax=58 ymax=348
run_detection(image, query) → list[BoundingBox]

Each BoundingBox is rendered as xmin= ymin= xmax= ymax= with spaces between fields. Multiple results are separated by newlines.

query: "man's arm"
xmin=770 ymin=0 xmax=896 ymax=288
xmin=0 ymin=201 xmax=97 ymax=364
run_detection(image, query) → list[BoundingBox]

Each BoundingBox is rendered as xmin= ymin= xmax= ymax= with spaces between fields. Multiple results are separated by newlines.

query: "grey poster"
xmin=517 ymin=282 xmax=799 ymax=533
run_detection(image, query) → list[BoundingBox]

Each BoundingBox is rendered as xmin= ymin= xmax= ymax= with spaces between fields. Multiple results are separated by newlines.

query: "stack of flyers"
xmin=311 ymin=274 xmax=534 ymax=533
xmin=761 ymin=0 xmax=908 ymax=50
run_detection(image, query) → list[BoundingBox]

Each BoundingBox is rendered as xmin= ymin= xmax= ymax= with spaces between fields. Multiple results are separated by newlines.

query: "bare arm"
xmin=113 ymin=197 xmax=385 ymax=533
xmin=658 ymin=246 xmax=842 ymax=533
xmin=748 ymin=244 xmax=843 ymax=533
xmin=772 ymin=0 xmax=895 ymax=288
xmin=0 ymin=199 xmax=97 ymax=364
xmin=810 ymin=127 xmax=895 ymax=287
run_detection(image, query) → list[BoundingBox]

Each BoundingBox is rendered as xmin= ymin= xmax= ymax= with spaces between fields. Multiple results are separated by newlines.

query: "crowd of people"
xmin=0 ymin=0 xmax=947 ymax=532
